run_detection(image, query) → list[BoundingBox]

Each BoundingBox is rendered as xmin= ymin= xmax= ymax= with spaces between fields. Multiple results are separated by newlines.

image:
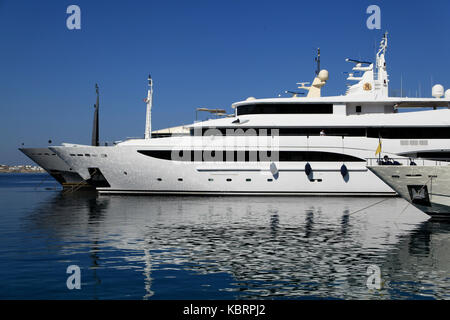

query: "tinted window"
xmin=138 ymin=150 xmax=364 ymax=162
xmin=236 ymin=103 xmax=333 ymax=115
xmin=191 ymin=126 xmax=450 ymax=138
xmin=367 ymin=127 xmax=450 ymax=139
xmin=192 ymin=127 xmax=366 ymax=137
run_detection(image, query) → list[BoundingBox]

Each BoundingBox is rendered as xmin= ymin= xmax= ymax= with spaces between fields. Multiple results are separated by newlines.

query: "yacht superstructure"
xmin=47 ymin=34 xmax=450 ymax=195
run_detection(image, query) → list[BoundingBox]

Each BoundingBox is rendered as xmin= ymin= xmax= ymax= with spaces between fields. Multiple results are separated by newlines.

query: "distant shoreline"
xmin=0 ymin=167 xmax=46 ymax=174
xmin=0 ymin=171 xmax=46 ymax=174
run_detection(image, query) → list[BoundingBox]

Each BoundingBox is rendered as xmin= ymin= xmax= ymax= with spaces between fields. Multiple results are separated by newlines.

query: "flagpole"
xmin=378 ymin=134 xmax=382 ymax=162
xmin=144 ymin=75 xmax=153 ymax=140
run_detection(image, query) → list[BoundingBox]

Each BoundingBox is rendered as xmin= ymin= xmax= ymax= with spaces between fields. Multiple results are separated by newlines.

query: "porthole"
xmin=226 ymin=178 xmax=232 ymax=182
xmin=208 ymin=178 xmax=214 ymax=182
xmin=157 ymin=178 xmax=162 ymax=181
xmin=246 ymin=178 xmax=251 ymax=182
xmin=178 ymin=178 xmax=183 ymax=181
xmin=267 ymin=178 xmax=273 ymax=182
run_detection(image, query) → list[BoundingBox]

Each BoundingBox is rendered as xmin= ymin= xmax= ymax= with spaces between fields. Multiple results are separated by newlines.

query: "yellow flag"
xmin=375 ymin=140 xmax=382 ymax=156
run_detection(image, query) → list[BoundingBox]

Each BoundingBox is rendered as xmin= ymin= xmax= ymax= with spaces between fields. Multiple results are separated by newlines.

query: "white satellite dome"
xmin=318 ymin=69 xmax=329 ymax=81
xmin=445 ymin=89 xmax=450 ymax=99
xmin=432 ymin=84 xmax=444 ymax=98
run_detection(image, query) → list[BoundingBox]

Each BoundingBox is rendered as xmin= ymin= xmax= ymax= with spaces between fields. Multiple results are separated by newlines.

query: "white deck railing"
xmin=366 ymin=158 xmax=448 ymax=167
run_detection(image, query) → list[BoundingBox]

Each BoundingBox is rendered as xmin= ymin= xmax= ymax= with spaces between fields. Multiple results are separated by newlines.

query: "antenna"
xmin=345 ymin=58 xmax=372 ymax=65
xmin=400 ymin=74 xmax=403 ymax=97
xmin=285 ymin=90 xmax=305 ymax=97
xmin=315 ymin=48 xmax=320 ymax=75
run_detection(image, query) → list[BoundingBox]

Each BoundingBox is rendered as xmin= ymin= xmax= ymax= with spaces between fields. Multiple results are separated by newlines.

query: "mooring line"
xmin=348 ymin=198 xmax=392 ymax=216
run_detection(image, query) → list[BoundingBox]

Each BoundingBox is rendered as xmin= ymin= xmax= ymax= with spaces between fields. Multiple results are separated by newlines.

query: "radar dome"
xmin=318 ymin=69 xmax=329 ymax=81
xmin=432 ymin=84 xmax=444 ymax=98
xmin=445 ymin=89 xmax=450 ymax=99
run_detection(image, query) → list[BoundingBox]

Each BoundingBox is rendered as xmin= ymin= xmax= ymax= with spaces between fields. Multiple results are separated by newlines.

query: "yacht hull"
xmin=51 ymin=145 xmax=395 ymax=196
xmin=19 ymin=148 xmax=92 ymax=189
xmin=368 ymin=166 xmax=450 ymax=218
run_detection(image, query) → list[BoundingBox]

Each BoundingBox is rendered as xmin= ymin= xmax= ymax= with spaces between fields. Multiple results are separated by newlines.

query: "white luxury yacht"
xmin=50 ymin=34 xmax=450 ymax=195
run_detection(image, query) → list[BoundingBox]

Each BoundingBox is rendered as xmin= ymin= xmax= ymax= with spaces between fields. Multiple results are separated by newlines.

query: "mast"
xmin=376 ymin=32 xmax=388 ymax=97
xmin=144 ymin=74 xmax=153 ymax=140
xmin=315 ymin=48 xmax=320 ymax=76
xmin=297 ymin=48 xmax=328 ymax=98
xmin=91 ymin=83 xmax=99 ymax=146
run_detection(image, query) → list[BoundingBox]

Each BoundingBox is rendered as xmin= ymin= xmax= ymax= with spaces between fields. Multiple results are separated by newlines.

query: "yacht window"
xmin=399 ymin=151 xmax=450 ymax=161
xmin=367 ymin=127 xmax=450 ymax=139
xmin=246 ymin=178 xmax=251 ymax=182
xmin=356 ymin=106 xmax=362 ymax=113
xmin=157 ymin=178 xmax=162 ymax=181
xmin=193 ymin=126 xmax=450 ymax=139
xmin=195 ymin=127 xmax=367 ymax=137
xmin=138 ymin=150 xmax=364 ymax=162
xmin=226 ymin=178 xmax=232 ymax=182
xmin=236 ymin=103 xmax=333 ymax=116
xmin=178 ymin=178 xmax=183 ymax=181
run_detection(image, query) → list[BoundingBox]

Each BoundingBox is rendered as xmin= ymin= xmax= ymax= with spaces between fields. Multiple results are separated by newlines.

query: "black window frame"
xmin=137 ymin=150 xmax=365 ymax=162
xmin=236 ymin=103 xmax=333 ymax=116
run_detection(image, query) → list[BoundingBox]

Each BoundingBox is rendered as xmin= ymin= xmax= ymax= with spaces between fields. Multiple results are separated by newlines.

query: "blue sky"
xmin=0 ymin=0 xmax=449 ymax=164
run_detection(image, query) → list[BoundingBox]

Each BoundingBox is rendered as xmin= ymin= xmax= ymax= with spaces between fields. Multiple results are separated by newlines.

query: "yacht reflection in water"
xmin=26 ymin=193 xmax=450 ymax=299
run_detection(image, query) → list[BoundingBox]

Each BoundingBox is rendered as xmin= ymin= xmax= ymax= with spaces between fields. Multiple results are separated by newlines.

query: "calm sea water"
xmin=0 ymin=173 xmax=449 ymax=300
